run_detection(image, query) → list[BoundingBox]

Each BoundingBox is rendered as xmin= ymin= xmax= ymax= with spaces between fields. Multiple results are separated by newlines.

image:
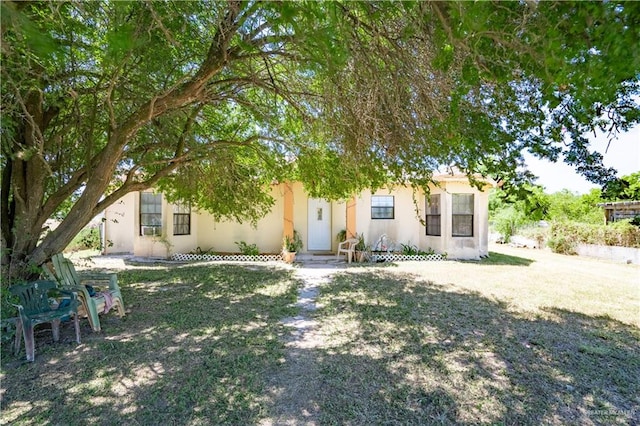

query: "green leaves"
xmin=1 ymin=2 xmax=59 ymax=60
xmin=3 ymin=0 xmax=639 ymax=279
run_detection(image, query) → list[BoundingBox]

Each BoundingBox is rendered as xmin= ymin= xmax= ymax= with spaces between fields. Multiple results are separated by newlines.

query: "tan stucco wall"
xmin=354 ymin=181 xmax=492 ymax=259
xmin=103 ymin=177 xmax=491 ymax=259
xmin=355 ymin=187 xmax=424 ymax=251
xmin=169 ymin=208 xmax=198 ymax=255
xmin=283 ymin=182 xmax=294 ymax=240
xmin=103 ymin=192 xmax=136 ymax=254
xmin=436 ymin=181 xmax=485 ymax=259
xmin=194 ymin=185 xmax=286 ymax=254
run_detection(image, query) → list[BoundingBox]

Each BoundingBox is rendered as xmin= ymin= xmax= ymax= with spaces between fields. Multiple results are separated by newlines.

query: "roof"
xmin=432 ymin=173 xmax=497 ymax=187
xmin=597 ymin=201 xmax=640 ymax=209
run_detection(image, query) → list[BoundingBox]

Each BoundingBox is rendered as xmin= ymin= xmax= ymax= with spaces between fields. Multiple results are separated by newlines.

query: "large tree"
xmin=2 ymin=1 xmax=639 ymax=281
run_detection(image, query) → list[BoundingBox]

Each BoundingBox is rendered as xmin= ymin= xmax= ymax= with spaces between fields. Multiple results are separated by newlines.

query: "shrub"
xmin=400 ymin=243 xmax=419 ymax=255
xmin=548 ymin=220 xmax=640 ymax=254
xmin=282 ymin=230 xmax=303 ymax=253
xmin=490 ymin=205 xmax=529 ymax=242
xmin=67 ymin=227 xmax=101 ymax=251
xmin=418 ymin=247 xmax=437 ymax=256
xmin=518 ymin=226 xmax=548 ymax=248
xmin=606 ymin=221 xmax=640 ymax=247
xmin=190 ymin=246 xmax=215 ymax=255
xmin=547 ymin=232 xmax=577 ymax=255
xmin=235 ymin=241 xmax=259 ymax=255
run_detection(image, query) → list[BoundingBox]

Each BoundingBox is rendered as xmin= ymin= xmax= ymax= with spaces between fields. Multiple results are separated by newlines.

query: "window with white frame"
xmin=426 ymin=194 xmax=441 ymax=236
xmin=452 ymin=193 xmax=473 ymax=237
xmin=173 ymin=202 xmax=191 ymax=235
xmin=140 ymin=192 xmax=162 ymax=236
xmin=371 ymin=195 xmax=394 ymax=219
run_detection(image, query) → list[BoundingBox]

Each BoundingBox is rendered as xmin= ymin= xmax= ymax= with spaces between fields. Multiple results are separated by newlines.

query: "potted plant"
xmin=355 ymin=233 xmax=369 ymax=262
xmin=282 ymin=230 xmax=303 ymax=263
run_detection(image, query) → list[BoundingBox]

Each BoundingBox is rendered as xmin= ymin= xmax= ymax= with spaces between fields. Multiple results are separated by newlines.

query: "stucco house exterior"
xmin=101 ymin=174 xmax=495 ymax=260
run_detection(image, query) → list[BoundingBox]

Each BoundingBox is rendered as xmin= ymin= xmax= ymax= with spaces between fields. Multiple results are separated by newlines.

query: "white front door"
xmin=307 ymin=199 xmax=332 ymax=250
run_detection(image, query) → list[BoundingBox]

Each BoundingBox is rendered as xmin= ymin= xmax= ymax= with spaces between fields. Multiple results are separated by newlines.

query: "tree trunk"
xmin=2 ymin=6 xmax=241 ymax=285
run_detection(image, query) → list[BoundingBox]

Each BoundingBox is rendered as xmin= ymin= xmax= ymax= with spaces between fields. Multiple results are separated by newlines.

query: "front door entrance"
xmin=307 ymin=199 xmax=332 ymax=250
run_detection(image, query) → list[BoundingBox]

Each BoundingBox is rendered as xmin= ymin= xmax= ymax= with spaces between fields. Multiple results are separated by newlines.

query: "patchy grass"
xmin=306 ymin=246 xmax=640 ymax=425
xmin=1 ymin=263 xmax=300 ymax=425
xmin=2 ymin=246 xmax=638 ymax=425
xmin=398 ymin=244 xmax=640 ymax=328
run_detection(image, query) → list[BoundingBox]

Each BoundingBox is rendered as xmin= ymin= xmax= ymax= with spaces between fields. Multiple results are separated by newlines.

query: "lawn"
xmin=1 ymin=247 xmax=638 ymax=425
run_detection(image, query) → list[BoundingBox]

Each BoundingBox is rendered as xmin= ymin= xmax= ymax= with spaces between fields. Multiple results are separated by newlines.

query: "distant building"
xmin=597 ymin=201 xmax=640 ymax=224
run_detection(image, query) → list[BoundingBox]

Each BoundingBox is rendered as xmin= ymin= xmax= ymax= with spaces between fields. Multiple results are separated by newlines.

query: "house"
xmin=102 ymin=174 xmax=495 ymax=260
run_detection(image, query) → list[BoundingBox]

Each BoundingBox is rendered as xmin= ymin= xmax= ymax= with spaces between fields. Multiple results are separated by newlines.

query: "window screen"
xmin=173 ymin=203 xmax=191 ymax=235
xmin=371 ymin=195 xmax=394 ymax=219
xmin=452 ymin=193 xmax=473 ymax=237
xmin=426 ymin=194 xmax=441 ymax=236
xmin=140 ymin=192 xmax=162 ymax=236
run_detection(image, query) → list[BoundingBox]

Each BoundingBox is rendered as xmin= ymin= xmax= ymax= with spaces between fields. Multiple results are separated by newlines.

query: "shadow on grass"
xmin=270 ymin=270 xmax=638 ymax=425
xmin=471 ymin=251 xmax=535 ymax=266
xmin=1 ymin=263 xmax=301 ymax=425
xmin=2 ymin=265 xmax=638 ymax=425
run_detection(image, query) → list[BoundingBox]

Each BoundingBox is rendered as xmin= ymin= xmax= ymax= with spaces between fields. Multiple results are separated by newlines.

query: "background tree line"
xmin=490 ymin=171 xmax=640 ymax=253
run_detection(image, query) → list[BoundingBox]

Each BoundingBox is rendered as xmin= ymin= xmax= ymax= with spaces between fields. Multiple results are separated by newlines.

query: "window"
xmin=452 ymin=193 xmax=474 ymax=237
xmin=173 ymin=203 xmax=191 ymax=235
xmin=371 ymin=195 xmax=394 ymax=219
xmin=140 ymin=192 xmax=162 ymax=236
xmin=426 ymin=194 xmax=441 ymax=236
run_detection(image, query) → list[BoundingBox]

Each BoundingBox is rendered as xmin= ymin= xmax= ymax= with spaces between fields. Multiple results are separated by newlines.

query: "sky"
xmin=524 ymin=125 xmax=640 ymax=194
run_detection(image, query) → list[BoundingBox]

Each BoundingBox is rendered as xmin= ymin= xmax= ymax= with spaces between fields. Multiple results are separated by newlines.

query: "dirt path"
xmin=260 ymin=264 xmax=340 ymax=426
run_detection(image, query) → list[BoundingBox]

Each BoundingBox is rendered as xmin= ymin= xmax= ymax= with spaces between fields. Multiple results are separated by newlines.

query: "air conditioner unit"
xmin=141 ymin=226 xmax=161 ymax=236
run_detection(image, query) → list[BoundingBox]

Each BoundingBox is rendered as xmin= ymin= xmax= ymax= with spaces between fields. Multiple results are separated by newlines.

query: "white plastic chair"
xmin=337 ymin=238 xmax=359 ymax=263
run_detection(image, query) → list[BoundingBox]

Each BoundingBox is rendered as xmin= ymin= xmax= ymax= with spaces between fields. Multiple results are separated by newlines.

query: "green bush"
xmin=282 ymin=231 xmax=303 ymax=253
xmin=1 ymin=282 xmax=20 ymax=346
xmin=547 ymin=232 xmax=577 ymax=255
xmin=548 ymin=220 xmax=640 ymax=254
xmin=491 ymin=205 xmax=529 ymax=242
xmin=400 ymin=243 xmax=419 ymax=255
xmin=235 ymin=241 xmax=259 ymax=255
xmin=67 ymin=227 xmax=101 ymax=251
xmin=547 ymin=189 xmax=604 ymax=224
xmin=606 ymin=221 xmax=640 ymax=247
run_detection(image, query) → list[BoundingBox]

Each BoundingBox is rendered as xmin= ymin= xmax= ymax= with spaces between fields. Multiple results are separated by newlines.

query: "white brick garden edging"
xmin=171 ymin=252 xmax=446 ymax=263
xmin=370 ymin=253 xmax=446 ymax=262
xmin=171 ymin=253 xmax=282 ymax=262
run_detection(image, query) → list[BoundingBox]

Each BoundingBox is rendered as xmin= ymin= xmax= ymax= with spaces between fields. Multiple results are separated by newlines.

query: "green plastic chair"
xmin=10 ymin=280 xmax=81 ymax=362
xmin=43 ymin=253 xmax=126 ymax=332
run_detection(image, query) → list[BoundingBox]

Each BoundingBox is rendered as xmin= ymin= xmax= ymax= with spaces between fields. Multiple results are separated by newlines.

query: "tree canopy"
xmin=2 ymin=1 xmax=639 ymax=279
